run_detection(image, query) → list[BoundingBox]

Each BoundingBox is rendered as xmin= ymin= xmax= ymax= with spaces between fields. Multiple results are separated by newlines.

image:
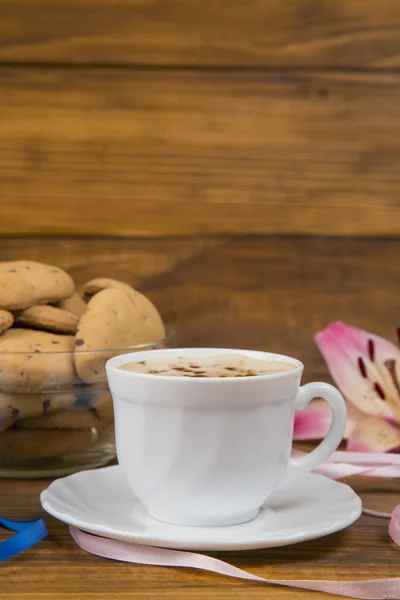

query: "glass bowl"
xmin=0 ymin=330 xmax=174 ymax=478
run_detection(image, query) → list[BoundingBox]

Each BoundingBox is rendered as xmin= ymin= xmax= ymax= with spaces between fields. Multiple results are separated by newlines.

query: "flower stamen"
xmin=368 ymin=339 xmax=375 ymax=362
xmin=384 ymin=359 xmax=400 ymax=397
xmin=374 ymin=382 xmax=386 ymax=400
xmin=358 ymin=357 xmax=367 ymax=378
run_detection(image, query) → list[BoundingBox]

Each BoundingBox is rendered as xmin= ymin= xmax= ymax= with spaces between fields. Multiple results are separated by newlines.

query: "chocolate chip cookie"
xmin=74 ymin=287 xmax=165 ymax=383
xmin=0 ymin=428 xmax=96 ymax=460
xmin=15 ymin=305 xmax=79 ymax=334
xmin=0 ymin=391 xmax=76 ymax=431
xmin=0 ymin=261 xmax=74 ymax=310
xmin=15 ymin=402 xmax=113 ymax=430
xmin=54 ymin=293 xmax=86 ymax=317
xmin=0 ymin=329 xmax=76 ymax=391
xmin=83 ymin=277 xmax=132 ymax=300
xmin=0 ymin=310 xmax=13 ymax=335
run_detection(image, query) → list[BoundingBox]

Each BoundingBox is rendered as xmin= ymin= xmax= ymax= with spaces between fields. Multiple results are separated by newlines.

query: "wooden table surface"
xmin=0 ymin=472 xmax=398 ymax=600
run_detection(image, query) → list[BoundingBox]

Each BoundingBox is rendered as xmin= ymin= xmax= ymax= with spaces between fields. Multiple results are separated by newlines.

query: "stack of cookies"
xmin=0 ymin=261 xmax=166 ymax=471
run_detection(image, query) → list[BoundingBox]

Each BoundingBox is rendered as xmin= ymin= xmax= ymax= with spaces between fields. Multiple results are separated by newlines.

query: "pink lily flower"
xmin=293 ymin=321 xmax=400 ymax=452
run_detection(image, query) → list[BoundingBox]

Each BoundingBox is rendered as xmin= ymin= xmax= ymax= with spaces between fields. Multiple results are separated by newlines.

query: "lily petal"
xmin=293 ymin=397 xmax=364 ymax=440
xmin=345 ymin=400 xmax=366 ymax=439
xmin=315 ymin=322 xmax=400 ymax=422
xmin=293 ymin=398 xmax=332 ymax=440
xmin=347 ymin=416 xmax=400 ymax=453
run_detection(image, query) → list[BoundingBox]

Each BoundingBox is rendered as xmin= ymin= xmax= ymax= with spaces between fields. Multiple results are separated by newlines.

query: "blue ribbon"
xmin=0 ymin=517 xmax=48 ymax=562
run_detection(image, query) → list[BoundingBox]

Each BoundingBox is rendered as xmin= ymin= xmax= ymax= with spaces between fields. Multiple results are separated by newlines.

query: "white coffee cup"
xmin=106 ymin=348 xmax=346 ymax=527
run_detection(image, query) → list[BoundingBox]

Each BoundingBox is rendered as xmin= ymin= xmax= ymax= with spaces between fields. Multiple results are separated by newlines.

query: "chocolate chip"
xmin=75 ymin=339 xmax=84 ymax=347
xmin=43 ymin=399 xmax=51 ymax=411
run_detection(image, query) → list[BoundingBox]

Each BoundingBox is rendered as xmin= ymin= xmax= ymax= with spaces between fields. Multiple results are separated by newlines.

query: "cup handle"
xmin=289 ymin=382 xmax=347 ymax=474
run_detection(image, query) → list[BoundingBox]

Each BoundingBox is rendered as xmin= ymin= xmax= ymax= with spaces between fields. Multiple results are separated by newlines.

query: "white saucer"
xmin=41 ymin=466 xmax=362 ymax=551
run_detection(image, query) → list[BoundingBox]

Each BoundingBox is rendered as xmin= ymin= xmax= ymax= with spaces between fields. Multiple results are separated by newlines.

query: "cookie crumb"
xmin=42 ymin=399 xmax=51 ymax=411
xmin=51 ymin=340 xmax=61 ymax=345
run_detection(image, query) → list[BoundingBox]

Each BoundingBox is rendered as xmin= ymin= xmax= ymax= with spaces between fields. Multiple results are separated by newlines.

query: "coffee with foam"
xmin=120 ymin=353 xmax=296 ymax=378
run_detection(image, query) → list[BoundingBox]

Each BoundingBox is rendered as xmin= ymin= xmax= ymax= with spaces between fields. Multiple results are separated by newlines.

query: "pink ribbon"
xmin=69 ymin=451 xmax=400 ymax=600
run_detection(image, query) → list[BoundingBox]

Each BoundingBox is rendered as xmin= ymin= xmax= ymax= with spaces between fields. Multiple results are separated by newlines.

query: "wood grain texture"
xmin=0 ymin=474 xmax=398 ymax=599
xmin=1 ymin=68 xmax=400 ymax=237
xmin=1 ymin=235 xmax=399 ymax=382
xmin=2 ymin=0 xmax=400 ymax=67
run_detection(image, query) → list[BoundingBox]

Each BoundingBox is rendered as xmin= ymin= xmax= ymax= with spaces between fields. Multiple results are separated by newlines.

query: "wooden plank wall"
xmin=0 ymin=1 xmax=399 ymax=375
